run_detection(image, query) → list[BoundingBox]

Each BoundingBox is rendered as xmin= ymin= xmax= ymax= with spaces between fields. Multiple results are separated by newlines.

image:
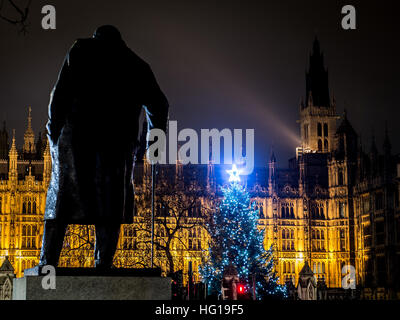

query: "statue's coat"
xmin=45 ymin=36 xmax=169 ymax=225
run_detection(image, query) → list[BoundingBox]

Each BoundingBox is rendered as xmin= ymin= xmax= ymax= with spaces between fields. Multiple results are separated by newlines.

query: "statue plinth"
xmin=13 ymin=267 xmax=171 ymax=300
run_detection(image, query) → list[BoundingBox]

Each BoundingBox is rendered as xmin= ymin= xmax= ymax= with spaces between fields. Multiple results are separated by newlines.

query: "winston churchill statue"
xmin=39 ymin=25 xmax=169 ymax=269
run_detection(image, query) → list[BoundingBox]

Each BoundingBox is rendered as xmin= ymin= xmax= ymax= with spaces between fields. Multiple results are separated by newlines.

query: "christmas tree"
xmin=200 ymin=166 xmax=287 ymax=299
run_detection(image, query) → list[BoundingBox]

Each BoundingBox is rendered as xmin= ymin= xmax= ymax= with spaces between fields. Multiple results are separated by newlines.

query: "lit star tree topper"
xmin=226 ymin=164 xmax=242 ymax=183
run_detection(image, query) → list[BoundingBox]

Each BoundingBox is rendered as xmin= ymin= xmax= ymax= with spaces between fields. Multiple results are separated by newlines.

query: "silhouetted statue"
xmin=39 ymin=25 xmax=169 ymax=269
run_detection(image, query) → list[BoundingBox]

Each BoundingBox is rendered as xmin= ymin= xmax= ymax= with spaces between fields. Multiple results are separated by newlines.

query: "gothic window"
xmin=32 ymin=201 xmax=37 ymax=214
xmin=324 ymin=123 xmax=328 ymax=137
xmin=0 ymin=196 xmax=2 ymax=214
xmin=317 ymin=123 xmax=322 ymax=137
xmin=340 ymin=229 xmax=346 ymax=251
xmin=363 ymin=197 xmax=370 ymax=213
xmin=259 ymin=205 xmax=264 ymax=218
xmin=290 ymin=207 xmax=294 ymax=219
xmin=318 ymin=139 xmax=322 ymax=152
xmin=339 ymin=202 xmax=345 ymax=218
xmin=281 ymin=207 xmax=285 ymax=218
xmin=188 ymin=227 xmax=201 ymax=251
xmin=22 ymin=225 xmax=36 ymax=249
xmin=375 ymin=193 xmax=383 ymax=211
xmin=324 ymin=139 xmax=328 ymax=151
xmin=285 ymin=207 xmax=289 ymax=218
xmin=27 ymin=201 xmax=31 ymax=214
xmin=375 ymin=220 xmax=385 ymax=245
xmin=312 ymin=205 xmax=317 ymax=218
xmin=123 ymin=225 xmax=136 ymax=249
xmin=23 ymin=202 xmax=26 ymax=214
xmin=304 ymin=124 xmax=309 ymax=141
xmin=338 ymin=169 xmax=344 ymax=185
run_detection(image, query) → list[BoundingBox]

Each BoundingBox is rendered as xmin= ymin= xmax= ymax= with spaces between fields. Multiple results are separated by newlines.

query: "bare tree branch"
xmin=0 ymin=0 xmax=32 ymax=34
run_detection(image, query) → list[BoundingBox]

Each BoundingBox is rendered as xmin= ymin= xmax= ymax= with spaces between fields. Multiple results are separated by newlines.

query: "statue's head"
xmin=93 ymin=25 xmax=122 ymax=42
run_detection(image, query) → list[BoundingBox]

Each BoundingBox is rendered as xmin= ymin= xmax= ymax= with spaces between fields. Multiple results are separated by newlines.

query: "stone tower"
xmin=299 ymin=38 xmax=339 ymax=153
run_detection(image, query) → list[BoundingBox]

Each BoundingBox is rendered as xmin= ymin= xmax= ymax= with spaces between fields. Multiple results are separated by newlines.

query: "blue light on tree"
xmin=199 ymin=166 xmax=287 ymax=299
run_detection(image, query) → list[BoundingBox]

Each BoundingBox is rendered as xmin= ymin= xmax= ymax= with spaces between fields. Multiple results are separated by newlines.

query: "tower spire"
xmin=306 ymin=38 xmax=330 ymax=107
xmin=23 ymin=106 xmax=35 ymax=154
xmin=28 ymin=106 xmax=32 ymax=131
xmin=9 ymin=129 xmax=18 ymax=180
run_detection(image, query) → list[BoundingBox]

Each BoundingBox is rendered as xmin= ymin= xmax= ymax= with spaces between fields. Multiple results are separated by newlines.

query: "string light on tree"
xmin=200 ymin=164 xmax=287 ymax=299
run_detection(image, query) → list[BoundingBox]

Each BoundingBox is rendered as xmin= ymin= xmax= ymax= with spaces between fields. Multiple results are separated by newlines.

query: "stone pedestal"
xmin=13 ymin=267 xmax=171 ymax=300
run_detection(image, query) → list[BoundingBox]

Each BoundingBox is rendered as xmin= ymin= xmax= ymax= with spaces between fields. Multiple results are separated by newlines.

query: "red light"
xmin=237 ymin=284 xmax=245 ymax=294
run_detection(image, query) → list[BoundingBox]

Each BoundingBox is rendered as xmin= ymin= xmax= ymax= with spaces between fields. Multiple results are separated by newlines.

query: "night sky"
xmin=0 ymin=0 xmax=399 ymax=166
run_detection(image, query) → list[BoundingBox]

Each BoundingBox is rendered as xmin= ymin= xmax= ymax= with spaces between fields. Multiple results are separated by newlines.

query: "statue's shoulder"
xmin=70 ymin=38 xmax=95 ymax=51
xmin=124 ymin=46 xmax=149 ymax=68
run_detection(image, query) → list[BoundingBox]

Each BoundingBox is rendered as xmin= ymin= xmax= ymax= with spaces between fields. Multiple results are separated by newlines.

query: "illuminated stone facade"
xmin=0 ymin=39 xmax=399 ymax=299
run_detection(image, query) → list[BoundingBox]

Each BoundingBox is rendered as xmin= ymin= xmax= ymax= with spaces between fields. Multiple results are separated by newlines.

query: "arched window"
xmin=32 ymin=201 xmax=37 ymax=214
xmin=339 ymin=202 xmax=345 ymax=218
xmin=338 ymin=169 xmax=344 ymax=185
xmin=304 ymin=124 xmax=309 ymax=141
xmin=291 ymin=262 xmax=295 ymax=273
xmin=23 ymin=202 xmax=26 ymax=214
xmin=312 ymin=206 xmax=317 ymax=218
xmin=0 ymin=196 xmax=2 ymax=214
xmin=322 ymin=262 xmax=326 ymax=274
xmin=27 ymin=201 xmax=31 ymax=214
xmin=317 ymin=123 xmax=322 ymax=137
xmin=282 ymin=229 xmax=285 ymax=239
xmin=324 ymin=123 xmax=328 ymax=137
xmin=22 ymin=225 xmax=35 ymax=249
xmin=324 ymin=139 xmax=328 ymax=151
xmin=320 ymin=207 xmax=324 ymax=219
xmin=318 ymin=139 xmax=322 ymax=152
xmin=318 ymin=262 xmax=321 ymax=274
xmin=291 ymin=230 xmax=294 ymax=239
xmin=281 ymin=207 xmax=285 ymax=218
xmin=313 ymin=263 xmax=317 ymax=274
xmin=285 ymin=207 xmax=290 ymax=218
xmin=290 ymin=207 xmax=294 ymax=219
xmin=321 ymin=230 xmax=325 ymax=239
xmin=259 ymin=206 xmax=264 ymax=218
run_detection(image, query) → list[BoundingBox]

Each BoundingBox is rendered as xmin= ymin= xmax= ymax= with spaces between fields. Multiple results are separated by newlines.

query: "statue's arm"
xmin=46 ymin=50 xmax=74 ymax=144
xmin=141 ymin=64 xmax=169 ymax=133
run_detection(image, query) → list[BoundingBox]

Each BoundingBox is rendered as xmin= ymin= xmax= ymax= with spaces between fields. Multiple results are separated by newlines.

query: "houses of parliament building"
xmin=0 ymin=39 xmax=399 ymax=299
